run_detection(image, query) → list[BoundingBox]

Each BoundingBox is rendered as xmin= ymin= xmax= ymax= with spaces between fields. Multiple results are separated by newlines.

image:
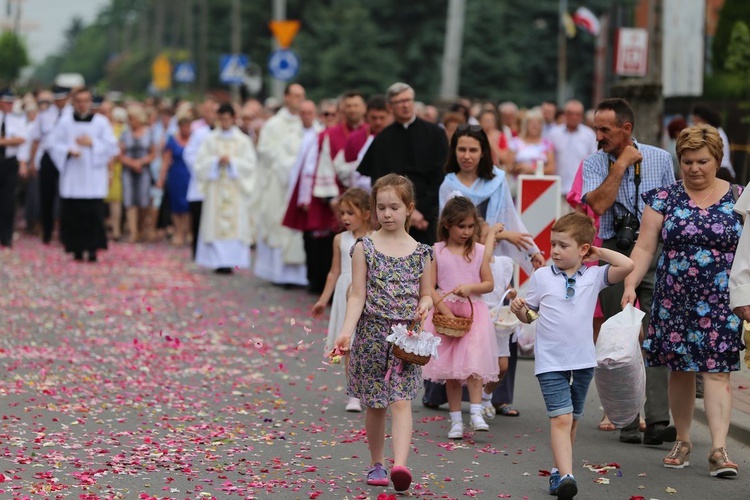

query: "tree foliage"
xmin=30 ymin=0 xmax=614 ymax=107
xmin=712 ymin=0 xmax=750 ymax=73
xmin=0 ymin=31 xmax=30 ymax=82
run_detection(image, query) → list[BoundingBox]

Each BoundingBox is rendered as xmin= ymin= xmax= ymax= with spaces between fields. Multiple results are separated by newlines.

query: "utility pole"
xmin=271 ymin=0 xmax=286 ymax=100
xmin=198 ymin=0 xmax=208 ymax=93
xmin=439 ymin=0 xmax=466 ymax=100
xmin=556 ymin=0 xmax=569 ymax=106
xmin=230 ymin=0 xmax=241 ymax=103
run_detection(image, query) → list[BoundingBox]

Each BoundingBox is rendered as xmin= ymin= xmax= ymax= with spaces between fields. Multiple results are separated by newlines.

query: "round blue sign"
xmin=268 ymin=49 xmax=300 ymax=81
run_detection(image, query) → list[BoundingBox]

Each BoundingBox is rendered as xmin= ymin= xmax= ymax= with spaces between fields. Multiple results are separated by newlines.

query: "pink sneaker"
xmin=390 ymin=465 xmax=412 ymax=492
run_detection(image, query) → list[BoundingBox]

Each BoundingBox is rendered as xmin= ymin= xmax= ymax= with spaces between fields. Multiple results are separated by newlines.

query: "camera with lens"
xmin=613 ymin=212 xmax=640 ymax=250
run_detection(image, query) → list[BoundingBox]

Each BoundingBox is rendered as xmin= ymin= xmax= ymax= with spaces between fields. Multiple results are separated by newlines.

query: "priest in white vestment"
xmin=253 ymin=83 xmax=308 ymax=286
xmin=194 ymin=103 xmax=256 ymax=274
xmin=49 ymin=88 xmax=118 ymax=262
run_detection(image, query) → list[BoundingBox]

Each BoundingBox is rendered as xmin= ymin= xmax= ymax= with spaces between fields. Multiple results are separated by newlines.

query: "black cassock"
xmin=358 ymin=117 xmax=448 ymax=245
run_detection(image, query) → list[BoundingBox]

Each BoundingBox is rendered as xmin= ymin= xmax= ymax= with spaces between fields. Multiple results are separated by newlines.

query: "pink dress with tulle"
xmin=422 ymin=242 xmax=499 ymax=384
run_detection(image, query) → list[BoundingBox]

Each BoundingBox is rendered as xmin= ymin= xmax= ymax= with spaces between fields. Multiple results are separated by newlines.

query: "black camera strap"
xmin=608 ymin=156 xmax=642 ymax=218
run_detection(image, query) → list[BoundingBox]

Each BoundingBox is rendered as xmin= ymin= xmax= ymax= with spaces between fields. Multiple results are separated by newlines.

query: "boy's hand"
xmin=583 ymin=246 xmax=602 ymax=263
xmin=311 ymin=301 xmax=325 ymax=318
xmin=509 ymin=297 xmax=527 ymax=315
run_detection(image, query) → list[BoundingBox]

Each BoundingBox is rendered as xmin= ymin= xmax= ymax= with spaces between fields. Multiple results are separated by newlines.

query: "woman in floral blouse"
xmin=622 ymin=124 xmax=744 ymax=478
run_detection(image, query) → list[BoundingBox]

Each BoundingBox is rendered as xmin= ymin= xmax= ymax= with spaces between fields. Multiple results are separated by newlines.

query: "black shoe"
xmin=73 ymin=252 xmax=84 ymax=262
xmin=643 ymin=422 xmax=676 ymax=446
xmin=87 ymin=251 xmax=97 ymax=263
xmin=619 ymin=426 xmax=642 ymax=444
xmin=214 ymin=267 xmax=233 ymax=275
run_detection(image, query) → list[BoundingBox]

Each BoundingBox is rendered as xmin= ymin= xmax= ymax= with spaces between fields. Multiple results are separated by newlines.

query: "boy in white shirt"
xmin=510 ymin=213 xmax=634 ymax=499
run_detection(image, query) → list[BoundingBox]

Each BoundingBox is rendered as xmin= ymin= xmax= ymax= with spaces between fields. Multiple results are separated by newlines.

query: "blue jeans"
xmin=536 ymin=368 xmax=594 ymax=420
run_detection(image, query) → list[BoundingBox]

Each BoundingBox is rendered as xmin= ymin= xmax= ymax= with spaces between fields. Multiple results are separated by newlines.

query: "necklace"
xmin=685 ymin=180 xmax=718 ymax=208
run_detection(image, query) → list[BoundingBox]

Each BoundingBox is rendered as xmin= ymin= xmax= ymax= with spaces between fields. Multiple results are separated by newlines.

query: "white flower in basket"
xmin=386 ymin=322 xmax=441 ymax=359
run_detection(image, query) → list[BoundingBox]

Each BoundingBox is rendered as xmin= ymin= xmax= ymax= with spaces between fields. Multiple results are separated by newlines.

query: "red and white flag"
xmin=572 ymin=7 xmax=600 ymax=36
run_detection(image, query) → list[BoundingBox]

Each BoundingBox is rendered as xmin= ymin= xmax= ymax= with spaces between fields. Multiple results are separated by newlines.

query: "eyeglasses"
xmin=565 ymin=276 xmax=576 ymax=299
xmin=322 ymin=111 xmax=337 ymax=117
xmin=389 ymin=98 xmax=414 ymax=106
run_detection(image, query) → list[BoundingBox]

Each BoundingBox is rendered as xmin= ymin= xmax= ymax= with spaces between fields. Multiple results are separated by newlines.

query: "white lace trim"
xmin=386 ymin=323 xmax=441 ymax=358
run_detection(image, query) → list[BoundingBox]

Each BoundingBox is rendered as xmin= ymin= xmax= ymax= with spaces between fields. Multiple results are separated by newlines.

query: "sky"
xmin=10 ymin=0 xmax=110 ymax=63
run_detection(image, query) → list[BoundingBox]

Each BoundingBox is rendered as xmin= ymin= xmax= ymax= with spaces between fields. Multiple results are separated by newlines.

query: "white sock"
xmin=470 ymin=403 xmax=482 ymax=416
xmin=551 ymin=467 xmax=559 ymax=475
xmin=481 ymin=390 xmax=493 ymax=401
xmin=449 ymin=411 xmax=462 ymax=423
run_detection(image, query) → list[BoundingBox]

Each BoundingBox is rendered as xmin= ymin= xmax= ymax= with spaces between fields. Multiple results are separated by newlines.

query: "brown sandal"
xmin=709 ymin=447 xmax=738 ymax=478
xmin=663 ymin=440 xmax=691 ymax=469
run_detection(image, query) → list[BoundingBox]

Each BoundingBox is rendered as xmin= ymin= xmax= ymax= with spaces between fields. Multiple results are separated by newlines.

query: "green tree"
xmin=0 ymin=31 xmax=30 ymax=82
xmin=712 ymin=0 xmax=750 ymax=73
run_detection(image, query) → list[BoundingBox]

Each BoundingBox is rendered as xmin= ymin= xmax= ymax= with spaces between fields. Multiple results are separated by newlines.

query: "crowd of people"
xmin=1 ymin=81 xmax=749 ymax=499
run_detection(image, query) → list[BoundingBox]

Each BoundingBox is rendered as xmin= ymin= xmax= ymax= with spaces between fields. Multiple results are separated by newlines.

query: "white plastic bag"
xmin=594 ymin=303 xmax=646 ymax=428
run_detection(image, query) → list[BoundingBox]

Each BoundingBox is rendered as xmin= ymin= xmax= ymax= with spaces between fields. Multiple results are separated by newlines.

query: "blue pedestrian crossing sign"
xmin=268 ymin=49 xmax=300 ymax=82
xmin=173 ymin=62 xmax=196 ymax=83
xmin=219 ymin=54 xmax=249 ymax=84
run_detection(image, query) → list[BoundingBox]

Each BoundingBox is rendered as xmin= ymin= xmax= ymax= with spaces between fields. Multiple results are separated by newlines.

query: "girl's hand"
xmin=530 ymin=252 xmax=545 ymax=269
xmin=501 ymin=231 xmax=535 ymax=251
xmin=621 ymin=287 xmax=637 ymax=309
xmin=311 ymin=301 xmax=326 ymax=318
xmin=328 ymin=347 xmax=345 ymax=364
xmin=334 ymin=333 xmax=351 ymax=353
xmin=583 ymin=246 xmax=601 ymax=264
xmin=415 ymin=301 xmax=431 ymax=323
xmin=452 ymin=284 xmax=472 ymax=298
xmin=504 ymin=288 xmax=517 ymax=301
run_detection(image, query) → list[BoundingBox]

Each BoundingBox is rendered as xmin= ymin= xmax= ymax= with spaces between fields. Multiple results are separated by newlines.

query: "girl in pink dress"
xmin=423 ymin=196 xmax=499 ymax=439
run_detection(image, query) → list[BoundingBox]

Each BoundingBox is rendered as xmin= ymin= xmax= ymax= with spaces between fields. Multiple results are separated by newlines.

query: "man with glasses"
xmin=358 ymin=82 xmax=448 ymax=244
xmin=582 ymin=97 xmax=676 ymax=446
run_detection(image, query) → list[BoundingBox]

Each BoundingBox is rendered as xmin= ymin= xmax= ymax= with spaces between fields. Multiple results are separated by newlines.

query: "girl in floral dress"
xmin=335 ymin=174 xmax=434 ymax=494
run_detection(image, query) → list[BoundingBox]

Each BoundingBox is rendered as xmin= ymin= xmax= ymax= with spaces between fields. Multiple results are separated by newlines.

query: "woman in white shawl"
xmin=423 ymin=124 xmax=545 ymax=414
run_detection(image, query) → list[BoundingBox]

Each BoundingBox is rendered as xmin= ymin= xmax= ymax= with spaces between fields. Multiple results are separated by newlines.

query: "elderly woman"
xmin=622 ymin=124 xmax=744 ymax=477
xmin=119 ymin=104 xmax=156 ymax=243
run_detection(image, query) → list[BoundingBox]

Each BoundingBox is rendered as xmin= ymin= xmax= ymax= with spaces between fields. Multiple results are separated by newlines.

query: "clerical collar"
xmin=73 ymin=112 xmax=94 ymax=122
xmin=399 ymin=114 xmax=417 ymax=129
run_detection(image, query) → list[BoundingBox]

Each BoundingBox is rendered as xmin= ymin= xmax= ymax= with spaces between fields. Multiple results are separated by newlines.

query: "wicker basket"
xmin=392 ymin=344 xmax=431 ymax=366
xmin=432 ymin=292 xmax=474 ymax=337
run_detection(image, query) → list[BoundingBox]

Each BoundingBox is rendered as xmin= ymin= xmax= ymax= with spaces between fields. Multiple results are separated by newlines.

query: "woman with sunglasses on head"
xmin=622 ymin=124 xmax=745 ymax=478
xmin=422 ymin=124 xmax=546 ymax=415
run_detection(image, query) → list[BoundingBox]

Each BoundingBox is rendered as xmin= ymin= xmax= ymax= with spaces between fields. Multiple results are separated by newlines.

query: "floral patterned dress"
xmin=347 ymin=237 xmax=433 ymax=408
xmin=643 ymin=182 xmax=744 ymax=372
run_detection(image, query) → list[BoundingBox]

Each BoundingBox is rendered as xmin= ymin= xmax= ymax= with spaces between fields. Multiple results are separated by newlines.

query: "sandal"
xmin=663 ymin=440 xmax=691 ymax=469
xmin=709 ymin=447 xmax=738 ymax=478
xmin=598 ymin=415 xmax=616 ymax=432
xmin=495 ymin=404 xmax=520 ymax=417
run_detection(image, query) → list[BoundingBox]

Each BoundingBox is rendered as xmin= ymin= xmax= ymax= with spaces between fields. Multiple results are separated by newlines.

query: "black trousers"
xmin=39 ymin=153 xmax=60 ymax=243
xmin=0 ymin=157 xmax=19 ymax=247
xmin=189 ymin=201 xmax=202 ymax=259
xmin=303 ymin=230 xmax=334 ymax=294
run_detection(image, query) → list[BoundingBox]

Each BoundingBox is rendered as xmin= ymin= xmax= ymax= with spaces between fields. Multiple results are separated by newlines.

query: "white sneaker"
xmin=470 ymin=413 xmax=489 ymax=431
xmin=345 ymin=397 xmax=362 ymax=412
xmin=481 ymin=400 xmax=496 ymax=420
xmin=448 ymin=421 xmax=464 ymax=439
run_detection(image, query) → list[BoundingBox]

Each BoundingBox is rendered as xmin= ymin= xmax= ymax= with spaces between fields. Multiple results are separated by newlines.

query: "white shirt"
xmin=718 ymin=127 xmax=735 ymax=177
xmin=1 ymin=111 xmax=27 ymax=159
xmin=548 ymin=124 xmax=597 ymax=195
xmin=525 ymin=264 xmax=610 ymax=375
xmin=29 ymin=104 xmax=71 ymax=157
xmin=183 ymin=123 xmax=213 ymax=202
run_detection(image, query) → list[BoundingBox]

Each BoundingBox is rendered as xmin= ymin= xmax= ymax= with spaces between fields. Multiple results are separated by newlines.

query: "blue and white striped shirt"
xmin=582 ymin=138 xmax=675 ymax=240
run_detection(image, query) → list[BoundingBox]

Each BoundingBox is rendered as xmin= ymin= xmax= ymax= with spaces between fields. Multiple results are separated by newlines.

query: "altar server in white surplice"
xmin=194 ymin=103 xmax=256 ymax=274
xmin=49 ymin=88 xmax=118 ymax=262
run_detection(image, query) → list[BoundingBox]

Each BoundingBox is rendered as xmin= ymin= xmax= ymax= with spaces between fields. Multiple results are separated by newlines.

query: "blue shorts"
xmin=536 ymin=368 xmax=594 ymax=420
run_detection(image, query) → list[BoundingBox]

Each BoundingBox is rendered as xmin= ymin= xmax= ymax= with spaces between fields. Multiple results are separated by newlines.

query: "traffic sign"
xmin=219 ymin=54 xmax=248 ymax=84
xmin=268 ymin=49 xmax=300 ymax=82
xmin=269 ymin=20 xmax=300 ymax=49
xmin=173 ymin=62 xmax=196 ymax=84
xmin=151 ymin=54 xmax=172 ymax=91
